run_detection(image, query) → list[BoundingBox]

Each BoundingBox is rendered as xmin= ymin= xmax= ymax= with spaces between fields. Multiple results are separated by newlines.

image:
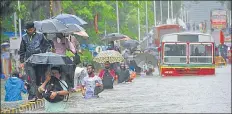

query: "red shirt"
xmin=98 ymin=69 xmax=116 ymax=79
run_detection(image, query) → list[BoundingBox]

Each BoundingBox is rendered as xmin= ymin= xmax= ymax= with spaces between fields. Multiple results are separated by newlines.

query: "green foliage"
xmin=79 ymin=49 xmax=93 ymax=63
xmin=0 ymin=34 xmax=9 ymax=43
xmin=1 ymin=1 xmax=183 ymax=45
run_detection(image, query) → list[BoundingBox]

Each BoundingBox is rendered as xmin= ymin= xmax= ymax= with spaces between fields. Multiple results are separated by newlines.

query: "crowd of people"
xmin=4 ymin=22 xmax=136 ymax=113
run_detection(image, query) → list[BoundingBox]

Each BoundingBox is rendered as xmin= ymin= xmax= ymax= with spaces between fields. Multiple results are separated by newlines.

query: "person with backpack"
xmin=38 ymin=66 xmax=69 ymax=113
xmin=99 ymin=61 xmax=117 ymax=89
xmin=81 ymin=64 xmax=103 ymax=98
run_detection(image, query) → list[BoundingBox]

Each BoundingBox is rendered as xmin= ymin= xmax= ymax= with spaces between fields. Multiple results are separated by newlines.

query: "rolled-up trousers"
xmin=25 ymin=64 xmax=47 ymax=99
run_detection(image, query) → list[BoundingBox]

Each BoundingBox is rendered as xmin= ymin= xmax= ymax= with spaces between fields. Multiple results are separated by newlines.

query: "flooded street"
xmin=27 ymin=65 xmax=231 ymax=113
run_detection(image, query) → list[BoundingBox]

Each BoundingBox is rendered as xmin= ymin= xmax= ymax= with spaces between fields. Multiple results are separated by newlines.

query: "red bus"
xmin=210 ymin=9 xmax=227 ymax=31
xmin=153 ymin=24 xmax=180 ymax=46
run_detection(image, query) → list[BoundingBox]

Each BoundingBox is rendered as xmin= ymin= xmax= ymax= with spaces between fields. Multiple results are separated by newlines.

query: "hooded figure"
xmin=5 ymin=71 xmax=27 ymax=101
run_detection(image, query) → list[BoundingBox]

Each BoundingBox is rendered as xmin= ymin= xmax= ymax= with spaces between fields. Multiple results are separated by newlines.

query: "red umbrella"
xmin=220 ymin=30 xmax=225 ymax=45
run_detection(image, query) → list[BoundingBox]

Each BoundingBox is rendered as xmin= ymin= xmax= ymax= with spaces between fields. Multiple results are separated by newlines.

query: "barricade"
xmin=215 ymin=56 xmax=226 ymax=67
xmin=0 ymin=99 xmax=45 ymax=113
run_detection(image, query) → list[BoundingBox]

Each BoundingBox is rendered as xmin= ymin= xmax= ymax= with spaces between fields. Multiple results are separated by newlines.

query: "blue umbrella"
xmin=54 ymin=14 xmax=87 ymax=25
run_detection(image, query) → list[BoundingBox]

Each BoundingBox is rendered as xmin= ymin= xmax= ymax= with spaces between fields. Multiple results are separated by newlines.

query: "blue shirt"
xmin=5 ymin=77 xmax=27 ymax=101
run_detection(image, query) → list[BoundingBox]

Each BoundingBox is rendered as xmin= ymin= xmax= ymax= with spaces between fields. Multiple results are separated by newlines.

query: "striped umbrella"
xmin=93 ymin=50 xmax=124 ymax=63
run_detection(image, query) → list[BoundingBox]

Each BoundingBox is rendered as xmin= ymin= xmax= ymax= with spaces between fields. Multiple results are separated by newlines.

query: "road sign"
xmin=95 ymin=46 xmax=102 ymax=53
xmin=10 ymin=37 xmax=21 ymax=50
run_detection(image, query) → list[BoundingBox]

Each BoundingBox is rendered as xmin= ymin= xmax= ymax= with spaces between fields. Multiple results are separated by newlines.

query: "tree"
xmin=52 ymin=1 xmax=62 ymax=16
xmin=1 ymin=1 xmax=183 ymax=44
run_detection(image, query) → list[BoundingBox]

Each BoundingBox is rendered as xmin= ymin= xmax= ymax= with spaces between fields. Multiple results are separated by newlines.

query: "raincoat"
xmin=5 ymin=77 xmax=27 ymax=101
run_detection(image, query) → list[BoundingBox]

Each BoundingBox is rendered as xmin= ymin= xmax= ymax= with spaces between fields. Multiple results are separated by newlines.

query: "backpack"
xmin=42 ymin=76 xmax=69 ymax=103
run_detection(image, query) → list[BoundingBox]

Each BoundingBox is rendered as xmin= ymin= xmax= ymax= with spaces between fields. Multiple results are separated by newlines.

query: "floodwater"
xmin=26 ymin=65 xmax=231 ymax=113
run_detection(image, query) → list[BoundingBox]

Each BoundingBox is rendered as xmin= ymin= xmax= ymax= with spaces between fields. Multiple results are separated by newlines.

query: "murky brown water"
xmin=24 ymin=66 xmax=231 ymax=113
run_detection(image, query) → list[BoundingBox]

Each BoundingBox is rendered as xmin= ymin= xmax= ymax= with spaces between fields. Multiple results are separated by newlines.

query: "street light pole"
xmin=171 ymin=1 xmax=173 ymax=20
xmin=183 ymin=8 xmax=186 ymax=23
xmin=168 ymin=0 xmax=170 ymax=19
xmin=138 ymin=1 xmax=141 ymax=42
xmin=160 ymin=1 xmax=163 ymax=24
xmin=153 ymin=1 xmax=156 ymax=26
xmin=18 ymin=1 xmax=22 ymax=39
xmin=230 ymin=10 xmax=231 ymax=26
xmin=14 ymin=12 xmax=17 ymax=38
xmin=145 ymin=1 xmax=148 ymax=34
xmin=181 ymin=2 xmax=183 ymax=21
xmin=104 ymin=20 xmax=106 ymax=36
xmin=116 ymin=1 xmax=119 ymax=33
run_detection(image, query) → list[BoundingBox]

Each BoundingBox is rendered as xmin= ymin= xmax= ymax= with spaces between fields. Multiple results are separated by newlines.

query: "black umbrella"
xmin=134 ymin=52 xmax=158 ymax=68
xmin=101 ymin=33 xmax=130 ymax=42
xmin=25 ymin=52 xmax=76 ymax=88
xmin=144 ymin=47 xmax=159 ymax=56
xmin=25 ymin=52 xmax=74 ymax=65
xmin=122 ymin=39 xmax=139 ymax=49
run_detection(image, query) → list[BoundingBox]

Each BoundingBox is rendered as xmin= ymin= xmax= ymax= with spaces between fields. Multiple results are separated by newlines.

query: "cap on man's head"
xmin=12 ymin=71 xmax=19 ymax=78
xmin=25 ymin=22 xmax=35 ymax=29
xmin=51 ymin=66 xmax=61 ymax=73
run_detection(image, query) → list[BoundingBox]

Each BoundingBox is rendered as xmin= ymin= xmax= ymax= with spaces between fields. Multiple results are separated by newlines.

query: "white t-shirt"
xmin=81 ymin=75 xmax=102 ymax=98
xmin=81 ymin=75 xmax=102 ymax=89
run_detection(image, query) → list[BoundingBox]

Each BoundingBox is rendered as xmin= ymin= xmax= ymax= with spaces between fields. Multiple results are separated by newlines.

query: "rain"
xmin=1 ymin=1 xmax=231 ymax=113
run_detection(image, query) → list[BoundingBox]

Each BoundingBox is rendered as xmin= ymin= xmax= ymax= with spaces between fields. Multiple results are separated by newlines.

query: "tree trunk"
xmin=52 ymin=1 xmax=62 ymax=16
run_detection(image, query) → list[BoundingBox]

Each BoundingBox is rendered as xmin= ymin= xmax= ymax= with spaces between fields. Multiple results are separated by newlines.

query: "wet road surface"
xmin=27 ymin=65 xmax=231 ymax=113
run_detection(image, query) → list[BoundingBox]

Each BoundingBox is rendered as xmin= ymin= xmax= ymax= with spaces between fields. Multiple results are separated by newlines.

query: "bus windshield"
xmin=163 ymin=43 xmax=187 ymax=64
xmin=163 ymin=43 xmax=213 ymax=64
xmin=189 ymin=43 xmax=213 ymax=64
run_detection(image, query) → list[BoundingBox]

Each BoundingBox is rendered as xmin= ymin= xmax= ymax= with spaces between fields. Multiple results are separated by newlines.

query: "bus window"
xmin=164 ymin=44 xmax=187 ymax=64
xmin=189 ymin=43 xmax=213 ymax=64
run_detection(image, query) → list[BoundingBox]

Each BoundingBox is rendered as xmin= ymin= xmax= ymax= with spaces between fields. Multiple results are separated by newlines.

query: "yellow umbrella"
xmin=93 ymin=50 xmax=124 ymax=63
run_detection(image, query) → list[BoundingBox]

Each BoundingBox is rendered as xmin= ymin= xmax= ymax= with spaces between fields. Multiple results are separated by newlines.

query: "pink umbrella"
xmin=73 ymin=31 xmax=89 ymax=38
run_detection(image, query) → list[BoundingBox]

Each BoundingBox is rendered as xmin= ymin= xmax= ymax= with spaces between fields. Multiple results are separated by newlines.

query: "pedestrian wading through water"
xmin=42 ymin=76 xmax=69 ymax=103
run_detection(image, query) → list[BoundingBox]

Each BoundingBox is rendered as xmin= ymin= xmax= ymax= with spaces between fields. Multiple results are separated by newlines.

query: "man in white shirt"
xmin=81 ymin=64 xmax=103 ymax=98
